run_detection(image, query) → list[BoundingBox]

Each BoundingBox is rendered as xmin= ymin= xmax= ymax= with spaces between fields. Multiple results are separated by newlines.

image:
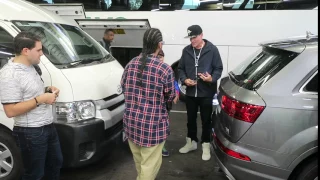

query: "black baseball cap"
xmin=184 ymin=25 xmax=203 ymax=38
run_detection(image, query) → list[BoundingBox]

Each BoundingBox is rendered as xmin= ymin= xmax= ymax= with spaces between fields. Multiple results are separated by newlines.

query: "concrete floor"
xmin=60 ymin=102 xmax=228 ymax=180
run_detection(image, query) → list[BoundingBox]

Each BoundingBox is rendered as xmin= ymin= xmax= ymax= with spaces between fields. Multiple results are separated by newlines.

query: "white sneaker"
xmin=202 ymin=143 xmax=211 ymax=161
xmin=179 ymin=137 xmax=197 ymax=154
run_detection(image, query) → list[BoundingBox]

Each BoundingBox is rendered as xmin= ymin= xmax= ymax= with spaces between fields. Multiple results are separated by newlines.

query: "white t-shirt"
xmin=0 ymin=59 xmax=53 ymax=127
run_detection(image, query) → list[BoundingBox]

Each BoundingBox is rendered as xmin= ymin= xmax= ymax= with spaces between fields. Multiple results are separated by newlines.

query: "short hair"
xmin=104 ymin=29 xmax=114 ymax=35
xmin=13 ymin=31 xmax=41 ymax=55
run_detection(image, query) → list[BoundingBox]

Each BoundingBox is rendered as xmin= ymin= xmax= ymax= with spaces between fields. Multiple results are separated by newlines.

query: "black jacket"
xmin=178 ymin=39 xmax=223 ymax=98
xmin=99 ymin=38 xmax=111 ymax=53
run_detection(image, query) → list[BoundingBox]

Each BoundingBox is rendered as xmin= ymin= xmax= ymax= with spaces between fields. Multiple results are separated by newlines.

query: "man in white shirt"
xmin=0 ymin=31 xmax=63 ymax=180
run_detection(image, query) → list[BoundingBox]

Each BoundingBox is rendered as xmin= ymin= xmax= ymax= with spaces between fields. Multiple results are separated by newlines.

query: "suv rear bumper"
xmin=54 ymin=118 xmax=123 ymax=168
xmin=211 ymin=129 xmax=291 ymax=180
xmin=212 ymin=151 xmax=235 ymax=180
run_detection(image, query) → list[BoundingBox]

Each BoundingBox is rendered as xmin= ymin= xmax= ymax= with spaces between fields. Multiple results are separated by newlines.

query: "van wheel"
xmin=0 ymin=128 xmax=23 ymax=180
xmin=174 ymin=67 xmax=186 ymax=101
xmin=294 ymin=158 xmax=318 ymax=180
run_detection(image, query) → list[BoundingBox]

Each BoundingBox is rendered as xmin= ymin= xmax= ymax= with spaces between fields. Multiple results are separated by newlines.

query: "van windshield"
xmin=229 ymin=47 xmax=299 ymax=90
xmin=13 ymin=21 xmax=114 ymax=67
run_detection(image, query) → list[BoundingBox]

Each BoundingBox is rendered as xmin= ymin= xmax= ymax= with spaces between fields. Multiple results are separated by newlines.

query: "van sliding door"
xmin=75 ymin=19 xmax=151 ymax=67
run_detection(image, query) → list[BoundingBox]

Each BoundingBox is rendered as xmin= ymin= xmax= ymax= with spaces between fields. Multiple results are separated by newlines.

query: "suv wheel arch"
xmin=289 ymin=153 xmax=318 ymax=180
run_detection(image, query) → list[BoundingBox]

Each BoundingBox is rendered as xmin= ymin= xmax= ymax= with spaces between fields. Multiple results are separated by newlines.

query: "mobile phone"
xmin=45 ymin=87 xmax=53 ymax=93
xmin=197 ymin=72 xmax=206 ymax=80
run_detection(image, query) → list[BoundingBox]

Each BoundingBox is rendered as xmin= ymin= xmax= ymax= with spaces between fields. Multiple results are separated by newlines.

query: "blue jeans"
xmin=12 ymin=124 xmax=63 ymax=180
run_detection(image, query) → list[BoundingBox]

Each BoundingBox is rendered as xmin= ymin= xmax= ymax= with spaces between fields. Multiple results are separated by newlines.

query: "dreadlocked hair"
xmin=137 ymin=28 xmax=163 ymax=86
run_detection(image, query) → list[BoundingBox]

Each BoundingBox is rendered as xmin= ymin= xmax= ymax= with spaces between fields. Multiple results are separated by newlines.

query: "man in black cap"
xmin=178 ymin=25 xmax=223 ymax=161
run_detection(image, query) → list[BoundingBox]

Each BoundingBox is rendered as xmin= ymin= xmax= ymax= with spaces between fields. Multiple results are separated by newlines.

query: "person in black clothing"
xmin=178 ymin=25 xmax=223 ymax=161
xmin=99 ymin=29 xmax=115 ymax=53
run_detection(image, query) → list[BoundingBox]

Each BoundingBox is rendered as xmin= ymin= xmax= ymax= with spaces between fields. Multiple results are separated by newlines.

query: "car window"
xmin=0 ymin=27 xmax=14 ymax=69
xmin=304 ymin=72 xmax=318 ymax=93
xmin=230 ymin=47 xmax=299 ymax=91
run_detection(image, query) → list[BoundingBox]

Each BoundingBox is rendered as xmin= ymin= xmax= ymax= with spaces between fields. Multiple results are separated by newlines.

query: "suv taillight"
xmin=213 ymin=133 xmax=251 ymax=162
xmin=221 ymin=95 xmax=265 ymax=123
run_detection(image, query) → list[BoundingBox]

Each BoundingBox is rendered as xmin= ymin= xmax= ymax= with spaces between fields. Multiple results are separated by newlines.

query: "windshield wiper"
xmin=62 ymin=57 xmax=104 ymax=68
xmin=79 ymin=58 xmax=103 ymax=64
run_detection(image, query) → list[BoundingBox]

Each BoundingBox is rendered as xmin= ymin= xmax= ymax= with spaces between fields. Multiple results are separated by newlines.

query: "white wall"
xmin=86 ymin=10 xmax=318 ymax=75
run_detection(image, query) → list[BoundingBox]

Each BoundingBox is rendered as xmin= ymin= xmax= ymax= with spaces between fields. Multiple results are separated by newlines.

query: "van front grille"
xmin=103 ymin=94 xmax=120 ymax=101
xmin=107 ymin=100 xmax=125 ymax=111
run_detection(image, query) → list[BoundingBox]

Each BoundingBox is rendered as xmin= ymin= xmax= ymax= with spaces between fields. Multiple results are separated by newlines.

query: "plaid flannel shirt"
xmin=121 ymin=54 xmax=176 ymax=147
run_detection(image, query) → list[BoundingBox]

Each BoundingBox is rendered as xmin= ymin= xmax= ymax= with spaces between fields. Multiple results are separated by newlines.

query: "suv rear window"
xmin=304 ymin=73 xmax=318 ymax=92
xmin=229 ymin=47 xmax=299 ymax=90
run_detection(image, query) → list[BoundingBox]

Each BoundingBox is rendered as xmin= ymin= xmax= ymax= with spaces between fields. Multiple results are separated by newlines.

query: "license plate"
xmin=122 ymin=131 xmax=128 ymax=142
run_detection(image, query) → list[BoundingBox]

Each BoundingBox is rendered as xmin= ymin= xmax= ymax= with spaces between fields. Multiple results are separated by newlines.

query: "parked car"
xmin=211 ymin=33 xmax=318 ymax=180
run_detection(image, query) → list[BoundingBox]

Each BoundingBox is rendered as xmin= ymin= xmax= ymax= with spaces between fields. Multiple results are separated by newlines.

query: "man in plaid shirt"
xmin=121 ymin=28 xmax=175 ymax=180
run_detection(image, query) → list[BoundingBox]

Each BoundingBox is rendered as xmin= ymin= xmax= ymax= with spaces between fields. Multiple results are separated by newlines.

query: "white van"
xmin=0 ymin=0 xmax=125 ymax=179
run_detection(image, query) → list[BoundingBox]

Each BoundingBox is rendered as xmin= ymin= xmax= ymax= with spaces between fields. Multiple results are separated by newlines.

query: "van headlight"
xmin=54 ymin=101 xmax=96 ymax=123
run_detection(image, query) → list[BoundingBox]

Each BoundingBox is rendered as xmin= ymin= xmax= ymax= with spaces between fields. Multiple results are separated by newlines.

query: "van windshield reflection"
xmin=13 ymin=21 xmax=114 ymax=67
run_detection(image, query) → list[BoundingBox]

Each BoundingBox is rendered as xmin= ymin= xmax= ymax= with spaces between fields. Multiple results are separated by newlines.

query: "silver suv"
xmin=212 ymin=34 xmax=318 ymax=180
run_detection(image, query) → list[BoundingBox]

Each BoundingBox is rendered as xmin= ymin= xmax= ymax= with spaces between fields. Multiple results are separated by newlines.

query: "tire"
xmin=294 ymin=157 xmax=318 ymax=180
xmin=0 ymin=128 xmax=23 ymax=180
xmin=174 ymin=66 xmax=186 ymax=101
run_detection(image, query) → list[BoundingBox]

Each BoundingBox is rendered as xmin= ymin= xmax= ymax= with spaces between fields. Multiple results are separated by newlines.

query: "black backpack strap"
xmin=33 ymin=64 xmax=44 ymax=83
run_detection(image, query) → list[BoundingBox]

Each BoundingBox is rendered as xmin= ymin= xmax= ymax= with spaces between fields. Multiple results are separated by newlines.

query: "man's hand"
xmin=37 ymin=93 xmax=57 ymax=105
xmin=2 ymin=88 xmax=60 ymax=118
xmin=49 ymin=86 xmax=60 ymax=97
xmin=184 ymin=79 xmax=197 ymax=86
xmin=173 ymin=96 xmax=179 ymax=104
xmin=198 ymin=72 xmax=213 ymax=82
